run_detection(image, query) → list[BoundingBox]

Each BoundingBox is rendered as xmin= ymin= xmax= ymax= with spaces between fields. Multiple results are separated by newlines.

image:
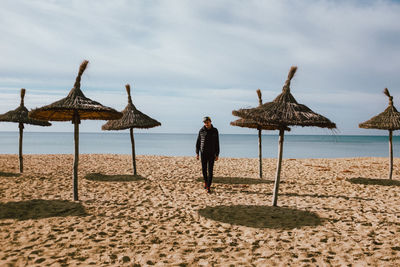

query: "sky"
xmin=0 ymin=0 xmax=400 ymax=135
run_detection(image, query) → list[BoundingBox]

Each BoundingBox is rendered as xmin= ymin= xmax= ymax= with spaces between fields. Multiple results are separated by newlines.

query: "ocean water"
xmin=0 ymin=132 xmax=399 ymax=159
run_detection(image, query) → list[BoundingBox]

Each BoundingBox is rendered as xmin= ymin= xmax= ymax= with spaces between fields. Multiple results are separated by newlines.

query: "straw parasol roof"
xmin=230 ymin=90 xmax=290 ymax=131
xmin=0 ymin=89 xmax=51 ymax=126
xmin=29 ymin=60 xmax=122 ymax=122
xmin=359 ymin=88 xmax=400 ymax=130
xmin=233 ymin=67 xmax=336 ymax=129
xmin=230 ymin=118 xmax=288 ymax=130
xmin=102 ymin=84 xmax=161 ymax=176
xmin=102 ymin=84 xmax=161 ymax=130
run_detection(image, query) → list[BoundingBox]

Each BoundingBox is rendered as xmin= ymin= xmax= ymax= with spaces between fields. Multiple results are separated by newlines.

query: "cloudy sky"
xmin=0 ymin=0 xmax=399 ymax=135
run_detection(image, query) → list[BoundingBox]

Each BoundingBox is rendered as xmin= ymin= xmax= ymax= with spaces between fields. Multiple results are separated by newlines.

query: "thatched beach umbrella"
xmin=233 ymin=66 xmax=336 ymax=206
xmin=359 ymin=88 xmax=400 ymax=180
xmin=231 ymin=89 xmax=290 ymax=179
xmin=29 ymin=60 xmax=122 ymax=201
xmin=0 ymin=89 xmax=51 ymax=173
xmin=102 ymin=84 xmax=161 ymax=176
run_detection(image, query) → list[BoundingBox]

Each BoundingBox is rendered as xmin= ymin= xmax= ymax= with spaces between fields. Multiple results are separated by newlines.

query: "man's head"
xmin=203 ymin=116 xmax=212 ymax=129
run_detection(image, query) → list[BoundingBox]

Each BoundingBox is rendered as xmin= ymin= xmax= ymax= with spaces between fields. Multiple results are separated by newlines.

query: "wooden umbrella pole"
xmin=18 ymin=122 xmax=24 ymax=173
xmin=73 ymin=111 xmax=80 ymax=201
xmin=258 ymin=128 xmax=262 ymax=179
xmin=272 ymin=129 xmax=285 ymax=206
xmin=257 ymin=89 xmax=263 ymax=179
xmin=389 ymin=129 xmax=393 ymax=180
xmin=130 ymin=127 xmax=137 ymax=176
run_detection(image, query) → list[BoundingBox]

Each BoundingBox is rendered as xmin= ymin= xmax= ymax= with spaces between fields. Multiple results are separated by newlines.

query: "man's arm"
xmin=215 ymin=129 xmax=220 ymax=159
xmin=196 ymin=131 xmax=201 ymax=156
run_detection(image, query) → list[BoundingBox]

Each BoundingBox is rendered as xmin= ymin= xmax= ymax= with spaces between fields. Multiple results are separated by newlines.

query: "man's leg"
xmin=201 ymin=153 xmax=208 ymax=188
xmin=207 ymin=156 xmax=215 ymax=189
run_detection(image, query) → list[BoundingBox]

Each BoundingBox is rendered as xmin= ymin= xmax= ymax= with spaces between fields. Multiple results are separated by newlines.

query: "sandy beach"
xmin=0 ymin=154 xmax=400 ymax=266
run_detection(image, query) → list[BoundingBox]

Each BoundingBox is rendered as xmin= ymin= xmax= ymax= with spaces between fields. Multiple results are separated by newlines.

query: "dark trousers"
xmin=201 ymin=153 xmax=215 ymax=188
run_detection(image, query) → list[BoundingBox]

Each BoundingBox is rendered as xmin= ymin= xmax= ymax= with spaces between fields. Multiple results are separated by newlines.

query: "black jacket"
xmin=196 ymin=125 xmax=220 ymax=156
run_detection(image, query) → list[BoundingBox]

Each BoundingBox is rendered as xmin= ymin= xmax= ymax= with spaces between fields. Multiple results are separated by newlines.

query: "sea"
xmin=0 ymin=132 xmax=399 ymax=158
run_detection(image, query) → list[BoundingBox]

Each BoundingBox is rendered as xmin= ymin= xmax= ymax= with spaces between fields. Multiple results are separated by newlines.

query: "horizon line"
xmin=0 ymin=131 xmax=395 ymax=137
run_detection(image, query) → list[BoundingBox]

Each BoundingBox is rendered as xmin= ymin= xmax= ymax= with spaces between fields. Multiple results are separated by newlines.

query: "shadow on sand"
xmin=85 ymin=173 xmax=145 ymax=182
xmin=347 ymin=177 xmax=400 ymax=186
xmin=197 ymin=177 xmax=274 ymax=185
xmin=0 ymin=171 xmax=21 ymax=177
xmin=234 ymin=191 xmax=372 ymax=201
xmin=0 ymin=199 xmax=87 ymax=220
xmin=198 ymin=205 xmax=322 ymax=229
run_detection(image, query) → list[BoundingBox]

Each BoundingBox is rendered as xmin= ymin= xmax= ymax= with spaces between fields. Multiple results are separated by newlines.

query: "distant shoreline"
xmin=0 ymin=130 xmax=397 ymax=137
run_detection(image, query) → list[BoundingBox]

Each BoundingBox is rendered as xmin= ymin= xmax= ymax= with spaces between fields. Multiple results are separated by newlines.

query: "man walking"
xmin=196 ymin=116 xmax=219 ymax=193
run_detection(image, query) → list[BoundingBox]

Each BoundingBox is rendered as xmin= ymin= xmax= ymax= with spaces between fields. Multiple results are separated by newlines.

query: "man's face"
xmin=204 ymin=120 xmax=211 ymax=129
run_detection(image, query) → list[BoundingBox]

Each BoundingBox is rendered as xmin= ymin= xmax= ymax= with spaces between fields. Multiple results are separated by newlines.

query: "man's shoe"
xmin=207 ymin=187 xmax=211 ymax=193
xmin=204 ymin=182 xmax=207 ymax=189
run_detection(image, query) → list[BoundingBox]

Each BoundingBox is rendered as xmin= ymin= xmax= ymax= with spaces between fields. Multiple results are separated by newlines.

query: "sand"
xmin=0 ymin=154 xmax=400 ymax=266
